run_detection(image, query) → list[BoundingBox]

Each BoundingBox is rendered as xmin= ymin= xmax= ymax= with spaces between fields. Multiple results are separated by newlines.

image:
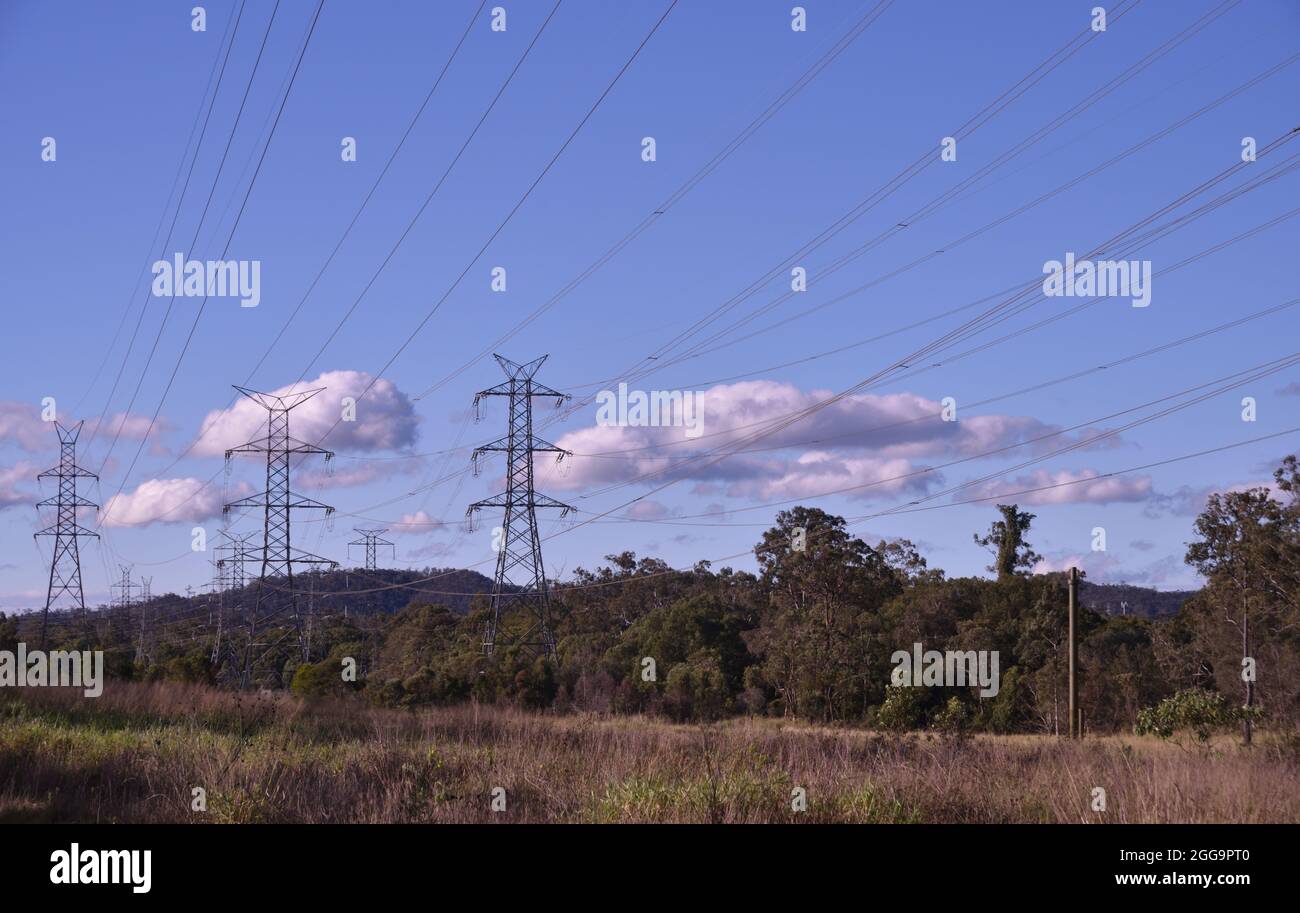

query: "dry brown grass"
xmin=1 ymin=681 xmax=1296 ymax=823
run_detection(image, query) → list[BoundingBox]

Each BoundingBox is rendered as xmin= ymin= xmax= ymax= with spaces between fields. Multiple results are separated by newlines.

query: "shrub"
xmin=933 ymin=695 xmax=969 ymax=734
xmin=876 ymin=686 xmax=923 ymax=732
xmin=1135 ymin=689 xmax=1251 ymax=741
xmin=290 ymin=658 xmax=352 ymax=698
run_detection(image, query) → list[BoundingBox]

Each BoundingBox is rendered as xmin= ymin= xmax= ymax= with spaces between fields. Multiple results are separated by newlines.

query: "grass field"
xmin=1 ymin=681 xmax=1296 ymax=823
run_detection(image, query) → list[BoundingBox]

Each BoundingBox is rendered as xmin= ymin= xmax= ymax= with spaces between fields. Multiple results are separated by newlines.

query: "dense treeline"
xmin=361 ymin=508 xmax=1183 ymax=733
xmin=9 ymin=457 xmax=1299 ymax=737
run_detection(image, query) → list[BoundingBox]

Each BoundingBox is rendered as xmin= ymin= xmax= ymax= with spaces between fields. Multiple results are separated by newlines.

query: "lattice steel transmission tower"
xmin=214 ymin=530 xmax=255 ymax=590
xmin=210 ymin=531 xmax=255 ymax=668
xmin=349 ymin=527 xmax=395 ymax=571
xmin=222 ymin=386 xmax=337 ymax=684
xmin=110 ymin=563 xmax=138 ymax=652
xmin=135 ymin=575 xmax=153 ymax=665
xmin=111 ymin=564 xmax=138 ymax=610
xmin=466 ymin=355 xmax=572 ymax=659
xmin=34 ymin=421 xmax=99 ymax=646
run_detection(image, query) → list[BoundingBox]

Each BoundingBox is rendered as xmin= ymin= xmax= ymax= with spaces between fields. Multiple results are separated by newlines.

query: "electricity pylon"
xmin=349 ymin=527 xmax=395 ymax=571
xmin=34 ymin=420 xmax=99 ymax=646
xmin=113 ymin=561 xmax=138 ymax=611
xmin=214 ymin=530 xmax=255 ymax=590
xmin=210 ymin=531 xmax=255 ymax=668
xmin=222 ymin=385 xmax=337 ymax=686
xmin=110 ymin=563 xmax=138 ymax=655
xmin=111 ymin=564 xmax=138 ymax=610
xmin=466 ymin=355 xmax=572 ymax=660
xmin=136 ymin=575 xmax=152 ymax=665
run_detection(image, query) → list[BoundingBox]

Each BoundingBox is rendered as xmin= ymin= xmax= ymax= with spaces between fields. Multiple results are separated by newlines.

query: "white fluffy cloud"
xmin=102 ymin=477 xmax=252 ymax=528
xmin=964 ymin=469 xmax=1152 ymax=506
xmin=390 ymin=510 xmax=444 ymax=533
xmin=298 ymin=457 xmax=421 ymax=491
xmin=625 ymin=500 xmax=670 ymax=520
xmin=534 ymin=380 xmax=1119 ymax=502
xmin=0 ymin=402 xmax=161 ymax=452
xmin=192 ymin=370 xmax=418 ymax=456
xmin=0 ymin=461 xmax=34 ymax=509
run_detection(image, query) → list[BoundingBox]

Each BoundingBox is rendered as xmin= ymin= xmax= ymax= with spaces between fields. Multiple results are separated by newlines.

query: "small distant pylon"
xmin=110 ymin=563 xmax=138 ymax=654
xmin=111 ymin=564 xmax=138 ymax=611
xmin=466 ymin=355 xmax=572 ymax=660
xmin=349 ymin=527 xmax=395 ymax=571
xmin=34 ymin=420 xmax=99 ymax=647
xmin=223 ymin=385 xmax=338 ymax=686
xmin=210 ymin=531 xmax=255 ymax=668
xmin=214 ymin=530 xmax=255 ymax=590
xmin=135 ymin=576 xmax=152 ymax=665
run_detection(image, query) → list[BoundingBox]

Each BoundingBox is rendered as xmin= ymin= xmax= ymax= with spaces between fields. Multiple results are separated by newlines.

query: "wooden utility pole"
xmin=1068 ymin=567 xmax=1079 ymax=739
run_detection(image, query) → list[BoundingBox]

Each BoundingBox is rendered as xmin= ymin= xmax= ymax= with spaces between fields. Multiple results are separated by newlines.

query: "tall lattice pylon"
xmin=349 ymin=527 xmax=394 ymax=571
xmin=467 ymin=355 xmax=572 ymax=659
xmin=34 ymin=421 xmax=99 ymax=647
xmin=223 ymin=385 xmax=337 ymax=685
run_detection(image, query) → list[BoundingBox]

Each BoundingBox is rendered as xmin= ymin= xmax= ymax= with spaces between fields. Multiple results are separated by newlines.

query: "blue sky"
xmin=2 ymin=0 xmax=1298 ymax=609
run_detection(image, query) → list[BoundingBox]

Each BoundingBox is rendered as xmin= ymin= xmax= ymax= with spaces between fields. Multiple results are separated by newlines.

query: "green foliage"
xmin=973 ymin=504 xmax=1042 ymax=580
xmin=750 ymin=507 xmax=901 ymax=721
xmin=875 ymin=686 xmax=923 ymax=732
xmin=157 ymin=650 xmax=216 ymax=686
xmin=663 ymin=652 xmax=730 ymax=722
xmin=987 ymin=666 xmax=1032 ymax=733
xmin=0 ymin=613 xmax=19 ymax=653
xmin=1135 ymin=689 xmax=1247 ymax=741
xmin=933 ymin=695 xmax=969 ymax=734
xmin=290 ymin=658 xmax=353 ymax=698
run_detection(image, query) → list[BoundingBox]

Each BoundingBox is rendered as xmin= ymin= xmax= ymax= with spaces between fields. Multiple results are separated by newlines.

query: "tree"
xmin=604 ymin=591 xmax=754 ymax=717
xmin=0 ymin=613 xmax=18 ymax=653
xmin=879 ymin=538 xmax=944 ymax=585
xmin=750 ymin=507 xmax=900 ymax=720
xmin=973 ymin=504 xmax=1042 ymax=580
xmin=1184 ymin=456 xmax=1300 ymax=741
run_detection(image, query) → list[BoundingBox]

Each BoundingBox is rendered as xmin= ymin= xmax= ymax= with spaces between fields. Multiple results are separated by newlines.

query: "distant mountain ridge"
xmin=15 ymin=569 xmax=1195 ymax=627
xmin=1076 ymin=580 xmax=1196 ymax=619
xmin=12 ymin=566 xmax=498 ymax=627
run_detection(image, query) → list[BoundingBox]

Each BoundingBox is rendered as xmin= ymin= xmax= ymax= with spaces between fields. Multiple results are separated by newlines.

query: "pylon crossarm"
xmin=37 ymin=493 xmax=97 ymax=508
xmin=222 ymin=493 xmax=264 ymax=511
xmin=492 ymin=352 xmax=550 ymax=379
xmin=526 ymin=382 xmax=567 ymax=401
xmin=38 ymin=465 xmax=97 ymax=480
xmin=475 ymin=381 xmax=515 ymax=399
xmin=232 ymin=384 xmax=326 ymax=413
xmin=288 ymin=552 xmax=337 ymax=568
xmin=35 ymin=524 xmax=100 ymax=540
xmin=284 ymin=437 xmax=334 ymax=457
xmin=473 ymin=435 xmax=510 ymax=454
xmin=224 ymin=438 xmax=273 ymax=458
xmin=468 ymin=495 xmax=509 ymax=512
xmin=529 ymin=436 xmax=568 ymax=456
xmin=286 ymin=494 xmax=334 ymax=511
xmin=532 ymin=493 xmax=574 ymax=514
